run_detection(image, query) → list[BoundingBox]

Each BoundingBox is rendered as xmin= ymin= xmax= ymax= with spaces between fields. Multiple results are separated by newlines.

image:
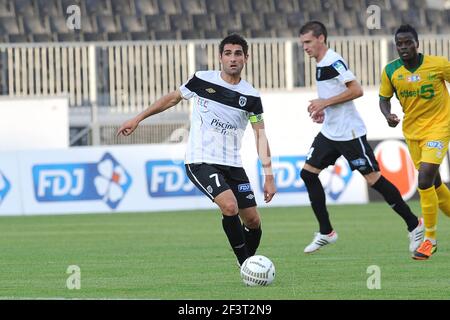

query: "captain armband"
xmin=249 ymin=114 xmax=264 ymax=123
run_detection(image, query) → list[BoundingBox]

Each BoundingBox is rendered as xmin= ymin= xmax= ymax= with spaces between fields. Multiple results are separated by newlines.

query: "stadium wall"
xmin=1 ymin=89 xmax=449 ymax=216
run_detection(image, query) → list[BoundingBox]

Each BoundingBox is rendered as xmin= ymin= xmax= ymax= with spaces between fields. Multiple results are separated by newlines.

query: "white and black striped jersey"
xmin=316 ymin=49 xmax=366 ymax=141
xmin=180 ymin=70 xmax=264 ymax=167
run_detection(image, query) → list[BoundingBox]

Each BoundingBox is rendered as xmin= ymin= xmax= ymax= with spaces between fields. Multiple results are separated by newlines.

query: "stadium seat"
xmin=180 ymin=0 xmax=206 ymax=14
xmin=286 ymin=12 xmax=307 ymax=30
xmin=308 ymin=11 xmax=335 ymax=29
xmin=400 ymin=9 xmax=426 ymax=27
xmin=229 ymin=0 xmax=253 ymax=13
xmin=169 ymin=14 xmax=193 ymax=31
xmin=36 ymin=0 xmax=60 ymax=16
xmin=135 ymin=0 xmax=160 ymax=15
xmin=146 ymin=14 xmax=170 ymax=31
xmin=57 ymin=32 xmax=82 ymax=42
xmin=32 ymin=33 xmax=54 ymax=42
xmin=381 ymin=10 xmax=399 ymax=30
xmin=274 ymin=0 xmax=299 ymax=12
xmin=241 ymin=13 xmax=265 ymax=30
xmin=8 ymin=34 xmax=29 ymax=42
xmin=14 ymin=0 xmax=36 ymax=16
xmin=157 ymin=0 xmax=181 ymax=14
xmin=264 ymin=13 xmax=288 ymax=30
xmin=107 ymin=31 xmax=130 ymax=41
xmin=50 ymin=16 xmax=70 ymax=33
xmin=390 ymin=0 xmax=409 ymax=11
xmin=250 ymin=29 xmax=273 ymax=38
xmin=181 ymin=29 xmax=204 ymax=39
xmin=320 ymin=0 xmax=343 ymax=11
xmin=83 ymin=32 xmax=106 ymax=41
xmin=23 ymin=16 xmax=51 ymax=34
xmin=85 ymin=0 xmax=112 ymax=16
xmin=0 ymin=17 xmax=21 ymax=35
xmin=203 ymin=29 xmax=224 ymax=39
xmin=425 ymin=9 xmax=445 ymax=28
xmin=153 ymin=30 xmax=179 ymax=40
xmin=111 ymin=0 xmax=134 ymax=15
xmin=275 ymin=28 xmax=297 ymax=38
xmin=130 ymin=31 xmax=151 ymax=40
xmin=61 ymin=0 xmax=85 ymax=16
xmin=121 ymin=16 xmax=147 ymax=32
xmin=192 ymin=14 xmax=216 ymax=31
xmin=0 ymin=0 xmax=14 ymax=17
xmin=334 ymin=11 xmax=358 ymax=30
xmin=205 ymin=0 xmax=230 ymax=14
xmin=215 ymin=13 xmax=242 ymax=31
xmin=96 ymin=15 xmax=119 ymax=33
xmin=251 ymin=0 xmax=275 ymax=13
xmin=298 ymin=0 xmax=322 ymax=12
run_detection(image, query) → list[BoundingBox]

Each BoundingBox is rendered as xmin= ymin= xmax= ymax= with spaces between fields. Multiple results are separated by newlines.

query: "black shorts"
xmin=185 ymin=163 xmax=257 ymax=209
xmin=305 ymin=133 xmax=379 ymax=175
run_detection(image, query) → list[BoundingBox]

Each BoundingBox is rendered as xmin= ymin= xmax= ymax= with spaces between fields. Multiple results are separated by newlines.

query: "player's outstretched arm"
xmin=117 ymin=89 xmax=183 ymax=136
xmin=379 ymin=97 xmax=400 ymax=128
xmin=251 ymin=120 xmax=276 ymax=203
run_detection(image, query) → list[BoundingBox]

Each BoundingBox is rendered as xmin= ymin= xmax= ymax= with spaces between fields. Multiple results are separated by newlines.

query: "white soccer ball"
xmin=240 ymin=255 xmax=275 ymax=286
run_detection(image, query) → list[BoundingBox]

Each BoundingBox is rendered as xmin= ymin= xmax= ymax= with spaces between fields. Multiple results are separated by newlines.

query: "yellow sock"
xmin=418 ymin=186 xmax=438 ymax=240
xmin=435 ymin=183 xmax=450 ymax=218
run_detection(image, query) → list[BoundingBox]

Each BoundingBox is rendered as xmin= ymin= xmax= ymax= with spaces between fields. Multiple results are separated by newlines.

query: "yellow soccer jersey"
xmin=379 ymin=54 xmax=450 ymax=140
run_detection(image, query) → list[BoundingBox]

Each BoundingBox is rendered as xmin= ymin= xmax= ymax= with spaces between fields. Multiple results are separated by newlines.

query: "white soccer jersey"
xmin=180 ymin=70 xmax=264 ymax=167
xmin=316 ymin=49 xmax=366 ymax=141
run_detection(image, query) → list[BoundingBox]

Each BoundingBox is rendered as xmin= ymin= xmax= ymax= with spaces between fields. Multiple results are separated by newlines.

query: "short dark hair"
xmin=395 ymin=24 xmax=418 ymax=42
xmin=299 ymin=21 xmax=327 ymax=42
xmin=219 ymin=33 xmax=248 ymax=56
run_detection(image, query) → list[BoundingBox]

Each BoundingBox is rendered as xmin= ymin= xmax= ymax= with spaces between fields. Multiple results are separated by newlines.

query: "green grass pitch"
xmin=0 ymin=201 xmax=448 ymax=300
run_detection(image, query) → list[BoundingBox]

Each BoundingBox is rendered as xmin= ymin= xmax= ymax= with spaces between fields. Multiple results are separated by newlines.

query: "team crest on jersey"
xmin=205 ymin=88 xmax=216 ymax=94
xmin=407 ymin=75 xmax=421 ymax=82
xmin=397 ymin=74 xmax=404 ymax=80
xmin=239 ymin=96 xmax=247 ymax=107
xmin=427 ymin=73 xmax=437 ymax=81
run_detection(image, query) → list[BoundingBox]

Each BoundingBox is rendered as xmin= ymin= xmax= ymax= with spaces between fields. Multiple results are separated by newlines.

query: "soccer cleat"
xmin=304 ymin=231 xmax=338 ymax=253
xmin=412 ymin=239 xmax=437 ymax=260
xmin=408 ymin=217 xmax=424 ymax=253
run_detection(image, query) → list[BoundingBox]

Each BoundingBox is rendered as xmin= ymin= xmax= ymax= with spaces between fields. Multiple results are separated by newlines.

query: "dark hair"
xmin=299 ymin=21 xmax=327 ymax=42
xmin=395 ymin=24 xmax=418 ymax=42
xmin=219 ymin=33 xmax=249 ymax=56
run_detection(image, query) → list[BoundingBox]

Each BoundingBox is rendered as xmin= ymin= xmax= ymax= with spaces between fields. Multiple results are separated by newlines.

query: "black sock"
xmin=300 ymin=169 xmax=333 ymax=235
xmin=222 ymin=214 xmax=249 ymax=265
xmin=371 ymin=176 xmax=419 ymax=232
xmin=243 ymin=224 xmax=262 ymax=256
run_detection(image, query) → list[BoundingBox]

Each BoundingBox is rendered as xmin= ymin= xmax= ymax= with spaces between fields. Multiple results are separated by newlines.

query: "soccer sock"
xmin=300 ymin=170 xmax=333 ymax=235
xmin=222 ymin=214 xmax=249 ymax=265
xmin=418 ymin=186 xmax=438 ymax=240
xmin=371 ymin=176 xmax=419 ymax=232
xmin=435 ymin=183 xmax=450 ymax=218
xmin=242 ymin=223 xmax=262 ymax=256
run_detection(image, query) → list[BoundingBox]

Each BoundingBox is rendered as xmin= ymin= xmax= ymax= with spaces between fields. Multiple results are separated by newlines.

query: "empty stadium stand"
xmin=0 ymin=0 xmax=448 ymax=42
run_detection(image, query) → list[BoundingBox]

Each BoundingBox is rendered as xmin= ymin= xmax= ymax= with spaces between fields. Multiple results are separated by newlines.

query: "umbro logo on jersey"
xmin=205 ymin=88 xmax=216 ymax=93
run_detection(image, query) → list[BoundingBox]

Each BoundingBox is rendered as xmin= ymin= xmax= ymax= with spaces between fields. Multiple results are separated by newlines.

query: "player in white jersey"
xmin=298 ymin=21 xmax=423 ymax=254
xmin=117 ymin=34 xmax=276 ymax=267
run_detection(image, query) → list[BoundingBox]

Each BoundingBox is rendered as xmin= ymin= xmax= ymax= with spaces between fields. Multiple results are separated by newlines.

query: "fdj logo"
xmin=146 ymin=160 xmax=201 ymax=197
xmin=257 ymin=156 xmax=353 ymax=201
xmin=0 ymin=170 xmax=11 ymax=205
xmin=33 ymin=153 xmax=131 ymax=209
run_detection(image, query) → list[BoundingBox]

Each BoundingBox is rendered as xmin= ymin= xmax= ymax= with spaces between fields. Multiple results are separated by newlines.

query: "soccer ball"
xmin=240 ymin=255 xmax=275 ymax=286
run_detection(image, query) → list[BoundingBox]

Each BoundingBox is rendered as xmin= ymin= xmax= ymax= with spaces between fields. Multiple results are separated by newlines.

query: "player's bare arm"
xmin=251 ymin=120 xmax=276 ymax=203
xmin=379 ymin=97 xmax=400 ymax=127
xmin=117 ymin=89 xmax=183 ymax=136
xmin=307 ymin=80 xmax=363 ymax=117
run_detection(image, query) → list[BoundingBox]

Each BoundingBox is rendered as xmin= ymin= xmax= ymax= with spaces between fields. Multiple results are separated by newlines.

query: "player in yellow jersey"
xmin=379 ymin=24 xmax=450 ymax=260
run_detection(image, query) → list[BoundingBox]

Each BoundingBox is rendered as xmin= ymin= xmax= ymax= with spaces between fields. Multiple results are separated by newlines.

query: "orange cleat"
xmin=412 ymin=240 xmax=437 ymax=260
